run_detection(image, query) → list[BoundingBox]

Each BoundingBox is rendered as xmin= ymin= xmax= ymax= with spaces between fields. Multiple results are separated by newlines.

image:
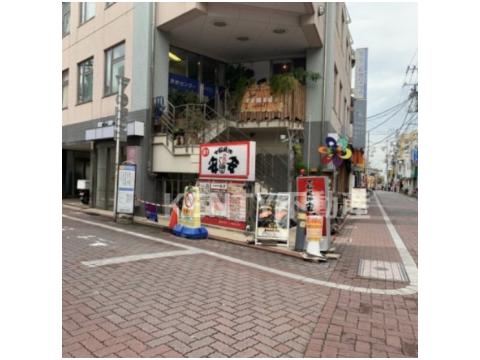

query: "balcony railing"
xmin=236 ymin=82 xmax=306 ymax=123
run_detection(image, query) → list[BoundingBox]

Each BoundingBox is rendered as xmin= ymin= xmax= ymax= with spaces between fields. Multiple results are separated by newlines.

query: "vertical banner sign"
xmin=180 ymin=186 xmax=201 ymax=228
xmin=117 ymin=164 xmax=136 ymax=214
xmin=296 ymin=176 xmax=331 ymax=250
xmin=255 ymin=193 xmax=291 ymax=245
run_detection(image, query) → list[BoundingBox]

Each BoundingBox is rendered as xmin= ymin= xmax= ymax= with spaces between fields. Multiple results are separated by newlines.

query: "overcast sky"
xmin=347 ymin=2 xmax=418 ymax=171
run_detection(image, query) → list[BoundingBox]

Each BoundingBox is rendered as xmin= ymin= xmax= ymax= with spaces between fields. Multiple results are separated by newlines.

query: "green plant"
xmin=232 ymin=76 xmax=255 ymax=110
xmin=226 ymin=64 xmax=255 ymax=112
xmin=168 ymin=89 xmax=200 ymax=107
xmin=269 ymin=73 xmax=298 ymax=95
xmin=292 ymin=68 xmax=321 ymax=84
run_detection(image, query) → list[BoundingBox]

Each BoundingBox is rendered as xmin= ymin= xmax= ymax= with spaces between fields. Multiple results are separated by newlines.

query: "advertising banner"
xmin=255 ymin=193 xmax=291 ymax=244
xmin=296 ymin=176 xmax=329 ymax=237
xmin=117 ymin=164 xmax=136 ymax=214
xmin=180 ymin=186 xmax=201 ymax=228
xmin=199 ymin=141 xmax=256 ymax=181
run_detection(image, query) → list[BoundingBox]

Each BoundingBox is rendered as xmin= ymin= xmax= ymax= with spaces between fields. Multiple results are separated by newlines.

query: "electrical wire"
xmin=370 ymin=111 xmax=416 ymax=147
xmin=367 ymin=101 xmax=409 ymax=132
xmin=366 ymin=99 xmax=410 ymax=120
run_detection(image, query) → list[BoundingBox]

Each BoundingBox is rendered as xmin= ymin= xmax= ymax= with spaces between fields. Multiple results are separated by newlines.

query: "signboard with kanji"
xmin=296 ymin=176 xmax=331 ymax=250
xmin=199 ymin=141 xmax=256 ymax=181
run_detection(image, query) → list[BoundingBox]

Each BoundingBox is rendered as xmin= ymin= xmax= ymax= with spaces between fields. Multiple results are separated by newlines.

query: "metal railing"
xmin=154 ymin=99 xmax=289 ymax=192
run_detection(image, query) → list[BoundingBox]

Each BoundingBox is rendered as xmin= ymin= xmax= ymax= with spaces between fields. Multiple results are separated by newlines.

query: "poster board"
xmin=198 ymin=180 xmax=247 ymax=230
xmin=351 ymin=187 xmax=368 ymax=214
xmin=255 ymin=193 xmax=291 ymax=245
xmin=116 ymin=164 xmax=136 ymax=214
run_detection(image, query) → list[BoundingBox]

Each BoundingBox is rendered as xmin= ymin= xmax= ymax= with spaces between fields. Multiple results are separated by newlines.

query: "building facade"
xmin=62 ymin=2 xmax=355 ymax=222
xmin=392 ymin=130 xmax=418 ymax=195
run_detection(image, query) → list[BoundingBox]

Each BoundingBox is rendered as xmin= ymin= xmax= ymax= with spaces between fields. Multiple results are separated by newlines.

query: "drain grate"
xmin=358 ymin=259 xmax=409 ymax=282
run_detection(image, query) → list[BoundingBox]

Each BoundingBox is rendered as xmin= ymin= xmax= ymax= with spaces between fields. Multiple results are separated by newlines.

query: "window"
xmin=333 ymin=65 xmax=338 ymax=112
xmin=62 ymin=2 xmax=70 ymax=36
xmin=104 ymin=42 xmax=125 ymax=95
xmin=338 ymin=81 xmax=343 ymax=115
xmin=78 ymin=58 xmax=94 ymax=103
xmin=79 ymin=2 xmax=95 ymax=24
xmin=62 ymin=70 xmax=69 ymax=109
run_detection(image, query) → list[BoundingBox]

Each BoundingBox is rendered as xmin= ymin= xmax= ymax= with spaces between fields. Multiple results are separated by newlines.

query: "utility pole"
xmin=113 ymin=76 xmax=130 ymax=222
xmin=365 ymin=131 xmax=370 ymax=188
xmin=404 ymin=65 xmax=418 ymax=113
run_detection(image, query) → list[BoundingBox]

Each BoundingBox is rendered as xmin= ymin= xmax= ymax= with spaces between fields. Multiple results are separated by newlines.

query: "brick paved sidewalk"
xmin=63 ymin=190 xmax=417 ymax=358
xmin=304 ymin=191 xmax=418 ymax=357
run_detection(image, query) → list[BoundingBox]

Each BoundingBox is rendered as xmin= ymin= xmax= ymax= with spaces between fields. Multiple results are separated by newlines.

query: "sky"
xmin=346 ymin=2 xmax=418 ymax=172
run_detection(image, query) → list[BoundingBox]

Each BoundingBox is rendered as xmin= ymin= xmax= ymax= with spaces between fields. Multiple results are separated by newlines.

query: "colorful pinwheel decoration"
xmin=318 ymin=135 xmax=352 ymax=168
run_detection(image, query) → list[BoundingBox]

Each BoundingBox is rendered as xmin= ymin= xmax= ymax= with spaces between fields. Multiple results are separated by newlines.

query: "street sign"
xmin=116 ymin=94 xmax=129 ymax=107
xmin=115 ymin=106 xmax=128 ymax=118
xmin=116 ymin=164 xmax=136 ymax=214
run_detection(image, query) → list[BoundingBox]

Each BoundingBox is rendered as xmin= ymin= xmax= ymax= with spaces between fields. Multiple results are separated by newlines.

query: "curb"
xmin=63 ymin=203 xmax=308 ymax=260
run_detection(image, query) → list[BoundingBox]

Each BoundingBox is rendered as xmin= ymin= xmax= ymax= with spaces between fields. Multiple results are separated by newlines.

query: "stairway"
xmin=153 ymin=101 xmax=289 ymax=192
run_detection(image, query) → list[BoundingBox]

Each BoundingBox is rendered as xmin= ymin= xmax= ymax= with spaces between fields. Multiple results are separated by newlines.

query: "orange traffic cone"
xmin=168 ymin=204 xmax=179 ymax=229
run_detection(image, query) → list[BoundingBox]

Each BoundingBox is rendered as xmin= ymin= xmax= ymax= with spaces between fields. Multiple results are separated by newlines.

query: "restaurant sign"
xmin=199 ymin=141 xmax=256 ymax=181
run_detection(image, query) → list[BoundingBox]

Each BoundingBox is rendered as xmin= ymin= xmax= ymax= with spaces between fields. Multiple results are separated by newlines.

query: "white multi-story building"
xmin=62 ymin=2 xmax=355 ymax=220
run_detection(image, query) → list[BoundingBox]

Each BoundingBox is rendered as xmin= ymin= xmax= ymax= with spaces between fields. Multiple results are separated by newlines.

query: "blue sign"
xmin=169 ymin=73 xmax=215 ymax=99
xmin=169 ymin=73 xmax=199 ymax=93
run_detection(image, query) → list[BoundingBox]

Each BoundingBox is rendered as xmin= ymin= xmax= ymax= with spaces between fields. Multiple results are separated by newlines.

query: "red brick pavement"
xmin=63 ymin=190 xmax=417 ymax=358
xmin=63 ymin=211 xmax=329 ymax=357
xmin=304 ymin=191 xmax=418 ymax=357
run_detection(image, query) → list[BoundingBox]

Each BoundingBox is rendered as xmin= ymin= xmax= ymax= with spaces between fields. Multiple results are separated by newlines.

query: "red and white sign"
xmin=198 ymin=180 xmax=247 ymax=230
xmin=297 ymin=176 xmax=329 ymax=237
xmin=199 ymin=141 xmax=256 ymax=181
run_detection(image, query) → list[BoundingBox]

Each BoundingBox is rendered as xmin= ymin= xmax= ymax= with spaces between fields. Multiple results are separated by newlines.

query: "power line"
xmin=370 ymin=111 xmax=416 ymax=147
xmin=366 ymin=99 xmax=410 ymax=120
xmin=368 ymin=101 xmax=409 ymax=132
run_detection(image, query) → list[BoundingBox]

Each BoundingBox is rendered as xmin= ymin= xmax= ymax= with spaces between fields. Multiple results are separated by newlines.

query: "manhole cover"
xmin=358 ymin=259 xmax=409 ymax=282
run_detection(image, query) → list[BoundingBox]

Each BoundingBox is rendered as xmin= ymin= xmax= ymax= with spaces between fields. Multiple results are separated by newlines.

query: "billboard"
xmin=199 ymin=141 xmax=256 ymax=181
